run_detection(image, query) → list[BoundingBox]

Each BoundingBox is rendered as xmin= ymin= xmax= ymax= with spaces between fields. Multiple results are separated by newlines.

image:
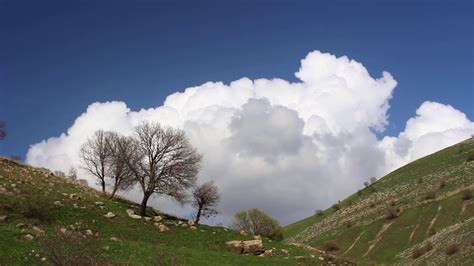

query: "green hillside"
xmin=284 ymin=137 xmax=474 ymax=265
xmin=0 ymin=157 xmax=351 ymax=265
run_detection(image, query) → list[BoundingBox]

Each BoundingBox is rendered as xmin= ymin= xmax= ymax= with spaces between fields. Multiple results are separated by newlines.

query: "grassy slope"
xmin=284 ymin=138 xmax=474 ymax=265
xmin=0 ymin=157 xmax=349 ymax=265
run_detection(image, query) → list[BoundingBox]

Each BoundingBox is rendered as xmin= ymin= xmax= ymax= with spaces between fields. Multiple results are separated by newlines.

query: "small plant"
xmin=428 ymin=228 xmax=436 ymax=236
xmin=466 ymin=152 xmax=474 ymax=162
xmin=323 ymin=241 xmax=339 ymax=252
xmin=445 ymin=244 xmax=459 ymax=256
xmin=439 ymin=180 xmax=447 ymax=189
xmin=385 ymin=207 xmax=400 ymax=220
xmin=412 ymin=241 xmax=433 ymax=259
xmin=417 ymin=178 xmax=423 ymax=184
xmin=424 ymin=192 xmax=436 ymax=200
xmin=315 ymin=209 xmax=323 ymax=216
xmin=345 ymin=221 xmax=353 ymax=228
xmin=332 ymin=203 xmax=341 ymax=211
xmin=369 ymin=201 xmax=376 ymax=208
xmin=462 ymin=189 xmax=472 ymax=201
xmin=357 ymin=190 xmax=362 ymax=196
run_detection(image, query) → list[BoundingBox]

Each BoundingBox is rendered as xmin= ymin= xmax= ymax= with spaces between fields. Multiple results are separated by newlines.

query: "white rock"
xmin=85 ymin=229 xmax=93 ymax=236
xmin=154 ymin=215 xmax=163 ymax=222
xmin=103 ymin=212 xmax=116 ymax=219
xmin=187 ymin=220 xmax=195 ymax=226
xmin=190 ymin=226 xmax=197 ymax=231
xmin=24 ymin=234 xmax=34 ymax=240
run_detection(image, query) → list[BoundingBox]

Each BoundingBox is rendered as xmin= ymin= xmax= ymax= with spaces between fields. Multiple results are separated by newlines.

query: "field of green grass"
xmin=0 ymin=157 xmax=350 ymax=265
xmin=284 ymin=137 xmax=474 ymax=265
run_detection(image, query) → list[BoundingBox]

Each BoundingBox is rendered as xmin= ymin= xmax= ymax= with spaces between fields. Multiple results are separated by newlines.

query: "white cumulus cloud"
xmin=25 ymin=51 xmax=474 ymax=225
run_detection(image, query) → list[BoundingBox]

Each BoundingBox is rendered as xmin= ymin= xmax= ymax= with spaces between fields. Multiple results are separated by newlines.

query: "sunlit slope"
xmin=284 ymin=137 xmax=474 ymax=264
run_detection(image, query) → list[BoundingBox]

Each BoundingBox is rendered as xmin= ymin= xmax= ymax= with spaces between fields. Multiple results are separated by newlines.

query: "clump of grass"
xmin=439 ymin=180 xmax=447 ymax=189
xmin=314 ymin=209 xmax=323 ymax=216
xmin=466 ymin=152 xmax=474 ymax=163
xmin=445 ymin=244 xmax=459 ymax=256
xmin=385 ymin=207 xmax=400 ymax=220
xmin=462 ymin=189 xmax=472 ymax=201
xmin=424 ymin=192 xmax=436 ymax=200
xmin=323 ymin=241 xmax=339 ymax=252
xmin=412 ymin=241 xmax=433 ymax=259
xmin=19 ymin=197 xmax=56 ymax=223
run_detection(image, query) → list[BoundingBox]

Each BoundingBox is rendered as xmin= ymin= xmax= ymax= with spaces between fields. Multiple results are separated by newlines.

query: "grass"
xmin=284 ymin=137 xmax=474 ymax=265
xmin=0 ymin=158 xmax=348 ymax=265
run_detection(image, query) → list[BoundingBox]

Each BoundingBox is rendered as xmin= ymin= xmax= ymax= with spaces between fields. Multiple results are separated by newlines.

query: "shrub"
xmin=439 ymin=180 xmax=447 ymax=189
xmin=232 ymin=208 xmax=283 ymax=240
xmin=357 ymin=190 xmax=362 ymax=196
xmin=385 ymin=207 xmax=400 ymax=220
xmin=332 ymin=203 xmax=341 ymax=211
xmin=466 ymin=152 xmax=474 ymax=162
xmin=470 ymin=238 xmax=474 ymax=246
xmin=417 ymin=178 xmax=423 ymax=184
xmin=424 ymin=192 xmax=436 ymax=200
xmin=323 ymin=241 xmax=339 ymax=252
xmin=345 ymin=221 xmax=353 ymax=228
xmin=445 ymin=244 xmax=459 ymax=256
xmin=19 ymin=197 xmax=55 ymax=223
xmin=314 ymin=209 xmax=323 ymax=216
xmin=412 ymin=241 xmax=433 ymax=259
xmin=462 ymin=189 xmax=472 ymax=201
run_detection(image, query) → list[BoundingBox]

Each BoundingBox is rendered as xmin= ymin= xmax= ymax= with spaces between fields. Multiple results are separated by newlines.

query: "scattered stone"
xmin=11 ymin=183 xmax=16 ymax=188
xmin=294 ymin=256 xmax=305 ymax=259
xmin=69 ymin=193 xmax=80 ymax=200
xmin=190 ymin=226 xmax=197 ymax=231
xmin=103 ymin=212 xmax=116 ymax=219
xmin=200 ymin=229 xmax=205 ymax=232
xmin=240 ymin=230 xmax=247 ymax=236
xmin=126 ymin=209 xmax=141 ymax=219
xmin=0 ymin=215 xmax=7 ymax=221
xmin=187 ymin=220 xmax=195 ymax=226
xmin=53 ymin=201 xmax=63 ymax=206
xmin=260 ymin=249 xmax=273 ymax=257
xmin=41 ymin=257 xmax=46 ymax=262
xmin=102 ymin=246 xmax=110 ymax=251
xmin=32 ymin=226 xmax=45 ymax=234
xmin=318 ymin=256 xmax=324 ymax=261
xmin=110 ymin=237 xmax=120 ymax=241
xmin=23 ymin=234 xmax=34 ymax=240
xmin=94 ymin=201 xmax=104 ymax=206
xmin=144 ymin=217 xmax=151 ymax=222
xmin=154 ymin=215 xmax=163 ymax=222
xmin=281 ymin=249 xmax=289 ymax=255
xmin=158 ymin=224 xmax=170 ymax=232
xmin=177 ymin=221 xmax=183 ymax=225
xmin=16 ymin=223 xmax=26 ymax=228
xmin=60 ymin=228 xmax=67 ymax=234
xmin=85 ymin=229 xmax=93 ymax=236
xmin=181 ymin=223 xmax=188 ymax=228
xmin=253 ymin=235 xmax=262 ymax=240
xmin=226 ymin=239 xmax=264 ymax=255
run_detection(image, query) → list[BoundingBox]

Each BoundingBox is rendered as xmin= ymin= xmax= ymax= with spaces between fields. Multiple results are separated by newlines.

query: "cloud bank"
xmin=26 ymin=51 xmax=474 ymax=225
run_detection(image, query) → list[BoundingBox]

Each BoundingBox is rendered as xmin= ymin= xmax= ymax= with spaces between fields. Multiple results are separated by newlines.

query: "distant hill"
xmin=0 ymin=156 xmax=350 ymax=265
xmin=284 ymin=137 xmax=474 ymax=264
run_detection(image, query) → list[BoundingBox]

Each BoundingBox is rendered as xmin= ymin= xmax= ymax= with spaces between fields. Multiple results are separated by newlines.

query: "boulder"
xmin=85 ymin=229 xmax=93 ymax=236
xmin=239 ymin=230 xmax=247 ymax=236
xmin=0 ymin=215 xmax=7 ymax=221
xmin=126 ymin=209 xmax=141 ymax=219
xmin=190 ymin=226 xmax=197 ymax=231
xmin=253 ymin=235 xmax=262 ymax=240
xmin=187 ymin=220 xmax=195 ymax=226
xmin=23 ymin=234 xmax=34 ymax=240
xmin=154 ymin=215 xmax=163 ymax=222
xmin=225 ymin=239 xmax=264 ymax=255
xmin=69 ymin=193 xmax=80 ymax=200
xmin=94 ymin=201 xmax=104 ymax=206
xmin=158 ymin=224 xmax=170 ymax=232
xmin=16 ymin=223 xmax=26 ymax=228
xmin=110 ymin=237 xmax=120 ymax=241
xmin=104 ymin=212 xmax=116 ymax=219
xmin=144 ymin=217 xmax=151 ymax=222
xmin=60 ymin=228 xmax=68 ymax=234
xmin=53 ymin=201 xmax=63 ymax=206
xmin=260 ymin=249 xmax=273 ymax=257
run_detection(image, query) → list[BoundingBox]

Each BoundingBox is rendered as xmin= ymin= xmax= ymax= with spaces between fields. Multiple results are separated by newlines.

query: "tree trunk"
xmin=101 ymin=179 xmax=106 ymax=193
xmin=140 ymin=193 xmax=151 ymax=216
xmin=109 ymin=186 xmax=118 ymax=199
xmin=195 ymin=204 xmax=203 ymax=225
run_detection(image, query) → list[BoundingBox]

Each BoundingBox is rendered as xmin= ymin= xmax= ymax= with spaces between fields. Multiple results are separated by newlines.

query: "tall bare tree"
xmin=192 ymin=181 xmax=219 ymax=224
xmin=80 ymin=130 xmax=113 ymax=193
xmin=129 ymin=122 xmax=202 ymax=216
xmin=106 ymin=133 xmax=136 ymax=199
xmin=0 ymin=121 xmax=6 ymax=140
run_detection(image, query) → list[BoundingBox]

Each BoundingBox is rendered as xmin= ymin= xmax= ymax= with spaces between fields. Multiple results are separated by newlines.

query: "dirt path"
xmin=364 ymin=220 xmax=395 ymax=257
xmin=342 ymin=231 xmax=365 ymax=256
xmin=408 ymin=224 xmax=419 ymax=243
xmin=460 ymin=201 xmax=468 ymax=216
xmin=426 ymin=205 xmax=442 ymax=235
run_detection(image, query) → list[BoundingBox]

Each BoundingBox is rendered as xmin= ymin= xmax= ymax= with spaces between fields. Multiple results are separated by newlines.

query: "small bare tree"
xmin=370 ymin=176 xmax=377 ymax=184
xmin=106 ymin=133 xmax=136 ymax=199
xmin=80 ymin=130 xmax=113 ymax=193
xmin=128 ymin=122 xmax=202 ymax=216
xmin=0 ymin=121 xmax=6 ymax=140
xmin=68 ymin=167 xmax=77 ymax=180
xmin=192 ymin=181 xmax=219 ymax=224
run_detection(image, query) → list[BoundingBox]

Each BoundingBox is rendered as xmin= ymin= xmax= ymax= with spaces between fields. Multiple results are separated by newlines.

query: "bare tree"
xmin=192 ymin=181 xmax=219 ymax=224
xmin=0 ymin=121 xmax=6 ymax=140
xmin=128 ymin=122 xmax=202 ymax=216
xmin=68 ymin=167 xmax=77 ymax=180
xmin=106 ymin=133 xmax=136 ymax=199
xmin=80 ymin=130 xmax=113 ymax=193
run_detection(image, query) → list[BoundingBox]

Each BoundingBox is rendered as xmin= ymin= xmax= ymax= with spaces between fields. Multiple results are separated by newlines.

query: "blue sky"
xmin=0 ymin=0 xmax=473 ymax=158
